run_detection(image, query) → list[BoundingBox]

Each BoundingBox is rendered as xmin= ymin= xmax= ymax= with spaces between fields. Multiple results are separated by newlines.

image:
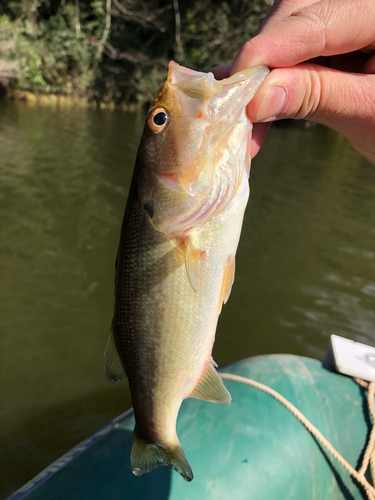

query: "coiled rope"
xmin=220 ymin=372 xmax=375 ymax=500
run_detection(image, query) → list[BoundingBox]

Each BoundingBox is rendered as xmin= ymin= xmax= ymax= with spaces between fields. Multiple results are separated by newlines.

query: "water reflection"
xmin=1 ymin=103 xmax=375 ymax=498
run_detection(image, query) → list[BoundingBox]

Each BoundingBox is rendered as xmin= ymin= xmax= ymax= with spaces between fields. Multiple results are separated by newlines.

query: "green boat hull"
xmin=9 ymin=355 xmax=370 ymax=500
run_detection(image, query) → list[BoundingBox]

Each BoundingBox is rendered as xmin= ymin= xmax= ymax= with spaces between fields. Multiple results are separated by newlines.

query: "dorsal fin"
xmin=189 ymin=361 xmax=231 ymax=404
xmin=104 ymin=327 xmax=127 ymax=383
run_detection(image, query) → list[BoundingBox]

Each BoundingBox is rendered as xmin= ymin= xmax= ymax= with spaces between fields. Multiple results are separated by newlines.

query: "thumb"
xmin=247 ymin=63 xmax=375 ymax=164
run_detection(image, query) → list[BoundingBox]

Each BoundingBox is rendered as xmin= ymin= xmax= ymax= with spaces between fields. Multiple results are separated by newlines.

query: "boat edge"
xmin=6 ymin=408 xmax=134 ymax=500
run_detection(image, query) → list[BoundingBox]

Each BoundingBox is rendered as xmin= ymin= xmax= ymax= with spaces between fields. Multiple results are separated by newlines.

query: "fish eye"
xmin=147 ymin=108 xmax=169 ymax=133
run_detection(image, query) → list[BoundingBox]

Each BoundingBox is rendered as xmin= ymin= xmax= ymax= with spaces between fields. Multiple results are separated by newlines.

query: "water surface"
xmin=1 ymin=102 xmax=375 ymax=498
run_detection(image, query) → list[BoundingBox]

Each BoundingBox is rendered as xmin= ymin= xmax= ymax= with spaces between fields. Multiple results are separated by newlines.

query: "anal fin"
xmin=189 ymin=361 xmax=231 ymax=404
xmin=104 ymin=326 xmax=127 ymax=383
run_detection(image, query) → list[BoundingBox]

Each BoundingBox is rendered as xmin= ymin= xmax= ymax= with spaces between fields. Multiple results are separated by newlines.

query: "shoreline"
xmin=1 ymin=90 xmax=142 ymax=111
xmin=1 ymin=92 xmax=318 ymax=128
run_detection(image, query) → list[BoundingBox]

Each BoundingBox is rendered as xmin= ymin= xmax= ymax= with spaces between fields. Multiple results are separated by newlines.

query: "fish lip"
xmin=167 ymin=60 xmax=208 ymax=85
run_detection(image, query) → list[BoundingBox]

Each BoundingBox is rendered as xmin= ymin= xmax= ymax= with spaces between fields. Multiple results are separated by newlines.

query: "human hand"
xmin=213 ymin=0 xmax=375 ymax=165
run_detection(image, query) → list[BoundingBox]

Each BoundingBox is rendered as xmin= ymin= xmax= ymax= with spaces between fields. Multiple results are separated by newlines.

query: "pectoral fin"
xmin=189 ymin=361 xmax=231 ymax=404
xmin=185 ymin=239 xmax=205 ymax=293
xmin=104 ymin=327 xmax=127 ymax=383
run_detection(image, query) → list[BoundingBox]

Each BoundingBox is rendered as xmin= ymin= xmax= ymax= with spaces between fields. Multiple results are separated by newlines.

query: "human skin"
xmin=212 ymin=0 xmax=375 ymax=165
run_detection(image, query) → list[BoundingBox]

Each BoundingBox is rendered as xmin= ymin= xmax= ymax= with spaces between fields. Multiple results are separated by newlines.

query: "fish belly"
xmin=113 ymin=172 xmax=249 ymax=445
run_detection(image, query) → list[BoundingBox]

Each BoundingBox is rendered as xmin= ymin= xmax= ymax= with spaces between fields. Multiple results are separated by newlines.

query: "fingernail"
xmin=256 ymin=86 xmax=286 ymax=122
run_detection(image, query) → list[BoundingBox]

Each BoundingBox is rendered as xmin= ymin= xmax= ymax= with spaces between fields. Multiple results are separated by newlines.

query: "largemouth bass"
xmin=105 ymin=62 xmax=269 ymax=482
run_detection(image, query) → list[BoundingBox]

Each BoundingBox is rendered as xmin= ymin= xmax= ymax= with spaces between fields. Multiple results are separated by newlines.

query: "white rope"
xmin=220 ymin=373 xmax=375 ymax=500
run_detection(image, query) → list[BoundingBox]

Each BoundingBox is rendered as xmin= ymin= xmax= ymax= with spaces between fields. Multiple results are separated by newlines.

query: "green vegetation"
xmin=0 ymin=0 xmax=272 ymax=106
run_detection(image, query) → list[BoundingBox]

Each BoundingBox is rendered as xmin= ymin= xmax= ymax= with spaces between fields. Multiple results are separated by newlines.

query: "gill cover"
xmin=136 ymin=62 xmax=269 ymax=236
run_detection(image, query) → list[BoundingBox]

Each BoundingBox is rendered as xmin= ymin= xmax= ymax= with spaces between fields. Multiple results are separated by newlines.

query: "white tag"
xmin=326 ymin=334 xmax=375 ymax=381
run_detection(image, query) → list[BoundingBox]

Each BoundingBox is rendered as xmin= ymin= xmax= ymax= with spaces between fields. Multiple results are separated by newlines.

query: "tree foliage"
xmin=0 ymin=0 xmax=272 ymax=104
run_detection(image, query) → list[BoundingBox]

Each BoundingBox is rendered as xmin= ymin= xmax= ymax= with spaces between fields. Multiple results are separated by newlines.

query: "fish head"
xmin=136 ymin=61 xmax=269 ymax=235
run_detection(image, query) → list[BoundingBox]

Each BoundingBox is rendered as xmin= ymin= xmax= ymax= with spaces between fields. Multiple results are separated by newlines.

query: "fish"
xmin=104 ymin=61 xmax=269 ymax=482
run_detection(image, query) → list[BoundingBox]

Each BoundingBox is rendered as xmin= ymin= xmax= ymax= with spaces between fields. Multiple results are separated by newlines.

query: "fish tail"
xmin=130 ymin=427 xmax=193 ymax=482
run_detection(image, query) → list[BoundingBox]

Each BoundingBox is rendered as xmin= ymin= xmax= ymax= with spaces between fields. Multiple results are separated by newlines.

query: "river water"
xmin=1 ymin=102 xmax=375 ymax=498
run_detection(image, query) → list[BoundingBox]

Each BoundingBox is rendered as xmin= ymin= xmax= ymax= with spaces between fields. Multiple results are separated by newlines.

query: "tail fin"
xmin=130 ymin=428 xmax=193 ymax=482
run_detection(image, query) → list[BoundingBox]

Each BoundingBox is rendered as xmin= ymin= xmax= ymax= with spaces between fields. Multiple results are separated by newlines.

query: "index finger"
xmin=232 ymin=0 xmax=375 ymax=73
